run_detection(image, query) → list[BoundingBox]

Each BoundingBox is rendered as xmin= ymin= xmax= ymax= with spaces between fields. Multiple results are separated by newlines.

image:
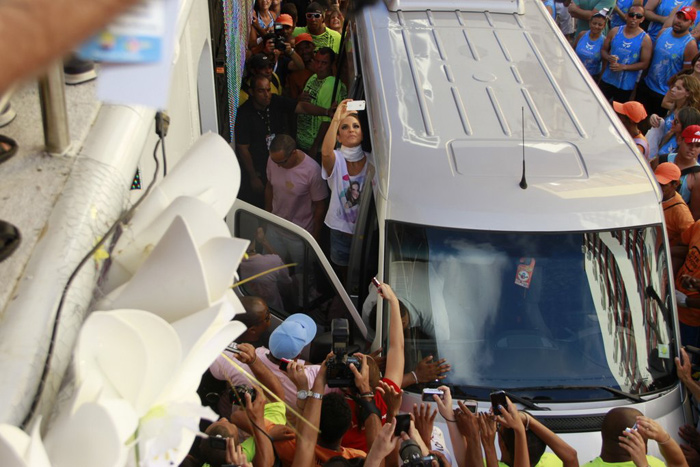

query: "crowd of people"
xmin=183 ymin=285 xmax=700 ymax=467
xmin=210 ymin=1 xmax=700 ymax=467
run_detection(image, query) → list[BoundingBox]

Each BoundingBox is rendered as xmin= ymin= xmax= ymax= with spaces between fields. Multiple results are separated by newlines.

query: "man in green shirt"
xmin=569 ymin=0 xmax=615 ymax=36
xmin=292 ymin=2 xmax=342 ymax=53
xmin=296 ymin=47 xmax=347 ymax=154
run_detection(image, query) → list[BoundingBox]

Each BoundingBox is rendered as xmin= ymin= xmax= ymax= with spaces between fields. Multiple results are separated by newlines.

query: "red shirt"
xmin=340 ymin=378 xmax=400 ymax=452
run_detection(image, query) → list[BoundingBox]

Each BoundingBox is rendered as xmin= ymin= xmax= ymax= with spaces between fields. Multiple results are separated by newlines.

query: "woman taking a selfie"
xmin=321 ymin=99 xmax=372 ymax=274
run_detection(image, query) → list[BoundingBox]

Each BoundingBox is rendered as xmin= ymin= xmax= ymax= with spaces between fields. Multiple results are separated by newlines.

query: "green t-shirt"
xmin=484 ymin=452 xmax=563 ymax=467
xmin=292 ymin=26 xmax=342 ymax=53
xmin=240 ymin=402 xmax=287 ymax=462
xmin=583 ymin=455 xmax=667 ymax=467
xmin=296 ymin=74 xmax=347 ymax=151
xmin=573 ymin=0 xmax=616 ymax=35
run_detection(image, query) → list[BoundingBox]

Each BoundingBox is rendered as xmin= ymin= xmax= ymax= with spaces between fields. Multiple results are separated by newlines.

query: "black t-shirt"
xmin=235 ymin=95 xmax=298 ymax=181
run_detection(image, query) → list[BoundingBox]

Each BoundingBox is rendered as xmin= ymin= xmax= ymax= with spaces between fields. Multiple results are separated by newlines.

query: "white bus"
xmin=229 ymin=0 xmax=689 ymax=457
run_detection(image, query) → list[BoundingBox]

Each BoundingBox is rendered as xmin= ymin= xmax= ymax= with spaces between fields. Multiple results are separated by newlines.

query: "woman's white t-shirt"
xmin=322 ymin=150 xmax=371 ymax=234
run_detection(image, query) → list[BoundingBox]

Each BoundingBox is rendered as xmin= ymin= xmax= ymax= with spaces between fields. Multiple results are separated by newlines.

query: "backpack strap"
xmin=681 ymin=166 xmax=700 ymax=177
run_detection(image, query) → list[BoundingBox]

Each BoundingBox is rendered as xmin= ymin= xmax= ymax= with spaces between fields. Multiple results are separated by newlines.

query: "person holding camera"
xmin=275 ymin=353 xmax=371 ymax=467
xmin=338 ymin=282 xmax=405 ymax=452
xmin=210 ymin=313 xmax=320 ymax=408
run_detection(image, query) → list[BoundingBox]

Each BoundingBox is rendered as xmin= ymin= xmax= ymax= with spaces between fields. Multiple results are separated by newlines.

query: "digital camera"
xmin=229 ymin=385 xmax=256 ymax=406
xmin=326 ymin=319 xmax=362 ymax=388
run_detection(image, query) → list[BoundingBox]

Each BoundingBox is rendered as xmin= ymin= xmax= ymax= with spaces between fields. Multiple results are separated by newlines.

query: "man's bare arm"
xmin=0 ymin=0 xmax=142 ymax=92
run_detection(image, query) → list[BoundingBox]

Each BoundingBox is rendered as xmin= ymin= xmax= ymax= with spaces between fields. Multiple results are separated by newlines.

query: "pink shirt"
xmin=267 ymin=153 xmax=328 ymax=233
xmin=209 ymin=346 xmax=321 ymax=407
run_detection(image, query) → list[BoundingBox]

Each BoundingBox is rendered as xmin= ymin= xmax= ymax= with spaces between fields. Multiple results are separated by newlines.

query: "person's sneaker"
xmin=64 ymin=55 xmax=97 ymax=85
xmin=0 ymin=103 xmax=16 ymax=128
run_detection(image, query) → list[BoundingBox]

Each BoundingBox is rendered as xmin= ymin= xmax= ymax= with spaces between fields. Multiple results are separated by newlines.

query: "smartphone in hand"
xmin=279 ymin=358 xmax=291 ymax=372
xmin=422 ymin=388 xmax=444 ymax=401
xmin=394 ymin=413 xmax=411 ymax=436
xmin=490 ymin=391 xmax=507 ymax=415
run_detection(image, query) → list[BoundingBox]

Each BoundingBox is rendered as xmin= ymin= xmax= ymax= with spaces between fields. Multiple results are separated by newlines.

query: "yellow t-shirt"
xmin=583 ymin=455 xmax=666 ymax=467
xmin=241 ymin=402 xmax=287 ymax=461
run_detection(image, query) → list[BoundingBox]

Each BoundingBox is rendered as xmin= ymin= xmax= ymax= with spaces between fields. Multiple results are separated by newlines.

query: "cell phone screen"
xmin=460 ymin=400 xmax=478 ymax=414
xmin=490 ymin=391 xmax=507 ymax=415
xmin=279 ymin=358 xmax=290 ymax=372
xmin=422 ymin=388 xmax=444 ymax=401
xmin=394 ymin=413 xmax=411 ymax=436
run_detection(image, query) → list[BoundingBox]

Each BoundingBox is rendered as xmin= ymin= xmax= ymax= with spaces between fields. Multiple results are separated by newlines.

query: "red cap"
xmin=678 ymin=6 xmax=697 ymax=22
xmin=682 ymin=124 xmax=700 ymax=143
xmin=655 ymin=162 xmax=681 ymax=184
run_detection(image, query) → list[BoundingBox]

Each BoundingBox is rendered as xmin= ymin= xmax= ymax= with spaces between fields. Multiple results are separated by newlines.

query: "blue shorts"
xmin=330 ymin=229 xmax=352 ymax=266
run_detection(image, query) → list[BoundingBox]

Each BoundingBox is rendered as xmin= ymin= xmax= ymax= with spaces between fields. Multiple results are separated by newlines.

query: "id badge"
xmin=78 ymin=0 xmax=165 ymax=63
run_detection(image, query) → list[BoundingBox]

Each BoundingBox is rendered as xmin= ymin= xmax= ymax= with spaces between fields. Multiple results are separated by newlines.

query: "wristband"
xmin=357 ymin=397 xmax=381 ymax=424
xmin=524 ymin=413 xmax=530 ymax=431
xmin=360 ymin=392 xmax=374 ymax=399
xmin=411 ymin=371 xmax=419 ymax=384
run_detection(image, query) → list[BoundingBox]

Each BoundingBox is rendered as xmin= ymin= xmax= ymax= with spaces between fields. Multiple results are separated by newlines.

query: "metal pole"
xmin=38 ymin=62 xmax=70 ymax=155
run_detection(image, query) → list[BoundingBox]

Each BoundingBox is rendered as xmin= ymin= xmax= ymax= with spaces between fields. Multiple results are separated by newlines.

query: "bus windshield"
xmin=385 ymin=222 xmax=677 ymax=402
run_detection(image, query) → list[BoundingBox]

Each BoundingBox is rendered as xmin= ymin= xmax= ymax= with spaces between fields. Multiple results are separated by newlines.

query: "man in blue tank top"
xmin=645 ymin=0 xmax=694 ymax=42
xmin=637 ymin=7 xmax=698 ymax=118
xmin=600 ymin=4 xmax=652 ymax=102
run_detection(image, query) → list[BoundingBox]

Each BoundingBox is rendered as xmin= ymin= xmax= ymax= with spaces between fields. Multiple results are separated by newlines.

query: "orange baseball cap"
xmin=612 ymin=101 xmax=647 ymax=123
xmin=276 ymin=14 xmax=294 ymax=27
xmin=295 ymin=33 xmax=313 ymax=44
xmin=654 ymin=162 xmax=681 ymax=184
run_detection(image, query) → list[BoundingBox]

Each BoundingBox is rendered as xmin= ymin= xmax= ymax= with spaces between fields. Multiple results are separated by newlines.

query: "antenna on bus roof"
xmin=519 ymin=107 xmax=528 ymax=190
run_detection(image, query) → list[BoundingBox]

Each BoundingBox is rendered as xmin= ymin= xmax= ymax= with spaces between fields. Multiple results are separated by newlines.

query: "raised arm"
xmin=636 ymin=416 xmax=687 ymax=467
xmin=496 ymin=398 xmax=529 ymax=467
xmin=291 ymin=354 xmax=330 ymax=467
xmin=245 ymin=390 xmax=274 ymax=467
xmin=322 ymin=99 xmax=353 ymax=175
xmin=525 ymin=412 xmax=579 ymax=467
xmin=379 ymin=283 xmax=405 ymax=386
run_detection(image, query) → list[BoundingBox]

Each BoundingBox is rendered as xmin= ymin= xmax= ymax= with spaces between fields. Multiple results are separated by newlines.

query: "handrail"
xmin=38 ymin=61 xmax=71 ymax=155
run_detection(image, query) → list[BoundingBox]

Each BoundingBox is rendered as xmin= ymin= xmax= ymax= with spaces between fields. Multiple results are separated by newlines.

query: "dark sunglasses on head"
xmin=306 ymin=12 xmax=322 ymax=19
xmin=627 ymin=12 xmax=644 ymax=19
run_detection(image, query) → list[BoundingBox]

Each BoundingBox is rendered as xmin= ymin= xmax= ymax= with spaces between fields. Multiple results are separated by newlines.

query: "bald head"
xmin=600 ymin=408 xmax=644 ymax=462
xmin=234 ymin=296 xmax=271 ymax=343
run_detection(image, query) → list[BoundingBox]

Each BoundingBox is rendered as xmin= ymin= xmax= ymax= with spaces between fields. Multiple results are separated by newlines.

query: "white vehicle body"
xmin=229 ymin=0 xmax=690 ymax=460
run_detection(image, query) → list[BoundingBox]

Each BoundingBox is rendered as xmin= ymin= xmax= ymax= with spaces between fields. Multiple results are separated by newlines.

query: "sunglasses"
xmin=627 ymin=12 xmax=644 ymax=19
xmin=306 ymin=12 xmax=322 ymax=19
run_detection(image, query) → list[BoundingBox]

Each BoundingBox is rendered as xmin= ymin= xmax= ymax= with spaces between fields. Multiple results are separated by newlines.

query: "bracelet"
xmin=524 ymin=413 xmax=530 ymax=431
xmin=659 ymin=434 xmax=672 ymax=445
xmin=443 ymin=418 xmax=457 ymax=423
xmin=360 ymin=392 xmax=374 ymax=399
xmin=411 ymin=371 xmax=419 ymax=384
xmin=250 ymin=353 xmax=257 ymax=365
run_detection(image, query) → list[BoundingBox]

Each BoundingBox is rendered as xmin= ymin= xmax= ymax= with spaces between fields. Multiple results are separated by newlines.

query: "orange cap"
xmin=654 ymin=162 xmax=681 ymax=184
xmin=276 ymin=14 xmax=294 ymax=27
xmin=612 ymin=101 xmax=647 ymax=123
xmin=295 ymin=33 xmax=313 ymax=44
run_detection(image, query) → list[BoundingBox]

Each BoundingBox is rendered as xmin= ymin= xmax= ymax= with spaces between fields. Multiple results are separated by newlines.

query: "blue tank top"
xmin=644 ymin=28 xmax=694 ymax=95
xmin=611 ymin=0 xmax=634 ymax=29
xmin=543 ymin=0 xmax=556 ymax=19
xmin=658 ymin=113 xmax=678 ymax=156
xmin=575 ymin=31 xmax=604 ymax=76
xmin=648 ymin=0 xmax=693 ymax=42
xmin=667 ymin=153 xmax=699 ymax=202
xmin=256 ymin=11 xmax=276 ymax=30
xmin=601 ymin=27 xmax=647 ymax=90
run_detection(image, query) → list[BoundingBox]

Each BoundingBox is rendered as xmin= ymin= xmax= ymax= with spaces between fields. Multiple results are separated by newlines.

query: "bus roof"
xmin=357 ymin=0 xmax=662 ymax=232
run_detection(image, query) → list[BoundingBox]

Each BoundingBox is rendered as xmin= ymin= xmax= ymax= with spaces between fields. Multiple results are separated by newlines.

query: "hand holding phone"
xmin=490 ymin=391 xmax=507 ymax=416
xmin=394 ymin=413 xmax=411 ymax=436
xmin=279 ymin=358 xmax=291 ymax=372
xmin=347 ymin=100 xmax=366 ymax=111
xmin=422 ymin=388 xmax=444 ymax=401
xmin=372 ymin=277 xmax=381 ymax=288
